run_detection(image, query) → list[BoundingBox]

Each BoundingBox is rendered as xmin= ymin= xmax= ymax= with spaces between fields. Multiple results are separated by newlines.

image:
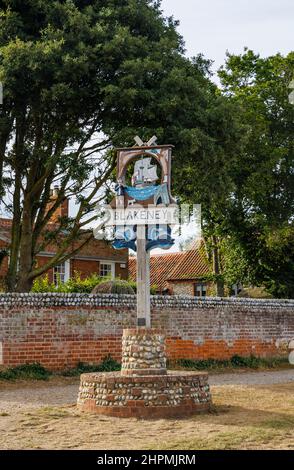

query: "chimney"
xmin=46 ymin=186 xmax=69 ymax=224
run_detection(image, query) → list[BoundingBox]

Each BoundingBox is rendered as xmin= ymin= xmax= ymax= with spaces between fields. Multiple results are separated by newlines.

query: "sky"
xmin=161 ymin=0 xmax=294 ymax=78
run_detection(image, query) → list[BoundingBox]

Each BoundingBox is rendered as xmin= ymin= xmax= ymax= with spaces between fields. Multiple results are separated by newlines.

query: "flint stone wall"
xmin=0 ymin=293 xmax=293 ymax=370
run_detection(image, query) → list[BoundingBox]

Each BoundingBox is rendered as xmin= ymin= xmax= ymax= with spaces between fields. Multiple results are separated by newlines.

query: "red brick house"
xmin=129 ymin=245 xmax=213 ymax=296
xmin=0 ymin=198 xmax=128 ymax=287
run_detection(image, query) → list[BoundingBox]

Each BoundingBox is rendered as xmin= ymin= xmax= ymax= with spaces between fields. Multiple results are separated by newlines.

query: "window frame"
xmin=99 ymin=261 xmax=115 ymax=279
xmin=194 ymin=282 xmax=207 ymax=298
xmin=53 ymin=260 xmax=70 ymax=286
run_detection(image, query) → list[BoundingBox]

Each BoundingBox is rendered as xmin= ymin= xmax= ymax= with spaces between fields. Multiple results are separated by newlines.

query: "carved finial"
xmin=134 ymin=135 xmax=144 ymax=146
xmin=146 ymin=135 xmax=157 ymax=146
xmin=134 ymin=135 xmax=158 ymax=147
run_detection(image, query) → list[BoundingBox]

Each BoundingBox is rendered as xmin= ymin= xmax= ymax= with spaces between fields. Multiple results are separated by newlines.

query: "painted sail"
xmin=147 ymin=165 xmax=158 ymax=182
xmin=133 ymin=158 xmax=158 ymax=186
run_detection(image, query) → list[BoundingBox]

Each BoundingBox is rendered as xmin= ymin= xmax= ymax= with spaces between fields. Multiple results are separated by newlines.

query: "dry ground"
xmin=0 ymin=370 xmax=293 ymax=450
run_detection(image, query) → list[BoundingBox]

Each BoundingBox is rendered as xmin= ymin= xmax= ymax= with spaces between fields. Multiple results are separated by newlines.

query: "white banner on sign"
xmin=104 ymin=205 xmax=179 ymax=226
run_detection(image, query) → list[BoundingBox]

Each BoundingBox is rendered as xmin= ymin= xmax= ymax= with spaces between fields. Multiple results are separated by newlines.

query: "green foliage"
xmin=59 ymin=272 xmax=103 ymax=293
xmin=195 ymin=273 xmax=224 ymax=283
xmin=0 ymin=362 xmax=51 ymax=381
xmin=0 ymin=357 xmax=120 ymax=380
xmin=92 ymin=279 xmax=135 ymax=294
xmin=220 ymin=236 xmax=251 ymax=288
xmin=61 ymin=356 xmax=121 ymax=377
xmin=0 ymin=355 xmax=288 ymax=381
xmin=31 ymin=275 xmax=53 ymax=293
xmin=32 ymin=272 xmax=103 ymax=293
xmin=1 ymin=3 xmax=292 ymax=297
xmin=178 ymin=50 xmax=294 ymax=298
xmin=217 ymin=50 xmax=294 ymax=298
xmin=127 ymin=279 xmax=138 ymax=293
xmin=171 ymin=355 xmax=289 ymax=371
xmin=31 ymin=272 xmax=155 ymax=294
xmin=262 ymin=227 xmax=294 ymax=298
xmin=127 ymin=278 xmax=158 ymax=295
xmin=237 ymin=287 xmax=273 ymax=299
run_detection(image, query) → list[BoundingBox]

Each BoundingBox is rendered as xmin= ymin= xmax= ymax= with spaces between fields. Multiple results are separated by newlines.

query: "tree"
xmin=218 ymin=50 xmax=294 ymax=297
xmin=0 ymin=0 xmax=224 ymax=291
xmin=172 ymin=49 xmax=294 ymax=298
xmin=171 ymin=78 xmax=247 ymax=296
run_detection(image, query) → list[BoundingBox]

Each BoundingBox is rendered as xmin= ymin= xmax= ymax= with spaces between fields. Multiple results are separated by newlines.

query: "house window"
xmin=194 ymin=282 xmax=207 ymax=297
xmin=53 ymin=260 xmax=70 ymax=285
xmin=99 ymin=262 xmax=114 ymax=278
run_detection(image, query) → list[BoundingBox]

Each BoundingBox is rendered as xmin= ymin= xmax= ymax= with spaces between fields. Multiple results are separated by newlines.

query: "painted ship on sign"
xmin=132 ymin=157 xmax=159 ymax=187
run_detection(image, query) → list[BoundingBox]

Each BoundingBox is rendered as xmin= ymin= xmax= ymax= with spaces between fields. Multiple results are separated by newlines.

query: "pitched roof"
xmin=167 ymin=248 xmax=210 ymax=280
xmin=129 ymin=252 xmax=183 ymax=290
xmin=128 ymin=256 xmax=136 ymax=280
xmin=129 ymin=245 xmax=211 ymax=291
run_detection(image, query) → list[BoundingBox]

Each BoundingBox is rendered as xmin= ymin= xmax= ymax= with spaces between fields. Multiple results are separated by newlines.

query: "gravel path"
xmin=0 ymin=381 xmax=79 ymax=411
xmin=0 ymin=369 xmax=293 ymax=413
xmin=209 ymin=368 xmax=294 ymax=386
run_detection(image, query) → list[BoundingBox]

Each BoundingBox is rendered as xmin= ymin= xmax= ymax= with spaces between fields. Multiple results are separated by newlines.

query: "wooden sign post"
xmin=136 ymin=225 xmax=151 ymax=327
xmin=105 ymin=138 xmax=178 ymax=328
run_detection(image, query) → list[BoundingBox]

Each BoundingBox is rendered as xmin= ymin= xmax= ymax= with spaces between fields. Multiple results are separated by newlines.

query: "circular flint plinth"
xmin=77 ymin=371 xmax=212 ymax=419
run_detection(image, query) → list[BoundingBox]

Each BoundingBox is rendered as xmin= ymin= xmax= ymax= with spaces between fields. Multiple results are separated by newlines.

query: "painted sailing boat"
xmin=131 ymin=157 xmax=159 ymax=187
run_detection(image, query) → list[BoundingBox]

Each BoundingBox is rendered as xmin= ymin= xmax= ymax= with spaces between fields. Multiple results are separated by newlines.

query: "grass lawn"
xmin=0 ymin=380 xmax=293 ymax=449
xmin=152 ymin=383 xmax=294 ymax=450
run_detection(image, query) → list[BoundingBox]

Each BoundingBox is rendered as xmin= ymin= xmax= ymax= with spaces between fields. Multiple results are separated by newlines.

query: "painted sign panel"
xmin=104 ymin=205 xmax=179 ymax=226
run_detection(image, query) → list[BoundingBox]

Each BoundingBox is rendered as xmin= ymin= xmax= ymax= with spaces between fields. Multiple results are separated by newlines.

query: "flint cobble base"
xmin=77 ymin=328 xmax=212 ymax=418
xmin=77 ymin=370 xmax=211 ymax=418
xmin=121 ymin=328 xmax=166 ymax=375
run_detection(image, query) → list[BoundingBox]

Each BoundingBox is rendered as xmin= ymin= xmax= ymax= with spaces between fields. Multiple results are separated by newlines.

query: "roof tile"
xmin=129 ymin=245 xmax=211 ymax=291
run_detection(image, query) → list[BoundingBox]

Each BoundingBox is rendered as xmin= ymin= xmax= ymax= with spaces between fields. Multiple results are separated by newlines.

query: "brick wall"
xmin=0 ymin=294 xmax=293 ymax=370
xmin=35 ymin=257 xmax=128 ymax=283
xmin=0 ymin=218 xmax=129 ymax=285
xmin=71 ymin=259 xmax=100 ymax=279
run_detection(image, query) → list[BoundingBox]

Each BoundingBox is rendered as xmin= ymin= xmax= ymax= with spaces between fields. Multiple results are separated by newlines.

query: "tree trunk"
xmin=6 ymin=170 xmax=22 ymax=292
xmin=0 ymin=110 xmax=12 ymax=195
xmin=6 ymin=112 xmax=26 ymax=291
xmin=15 ymin=276 xmax=34 ymax=293
xmin=212 ymin=235 xmax=224 ymax=297
xmin=15 ymin=195 xmax=34 ymax=292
